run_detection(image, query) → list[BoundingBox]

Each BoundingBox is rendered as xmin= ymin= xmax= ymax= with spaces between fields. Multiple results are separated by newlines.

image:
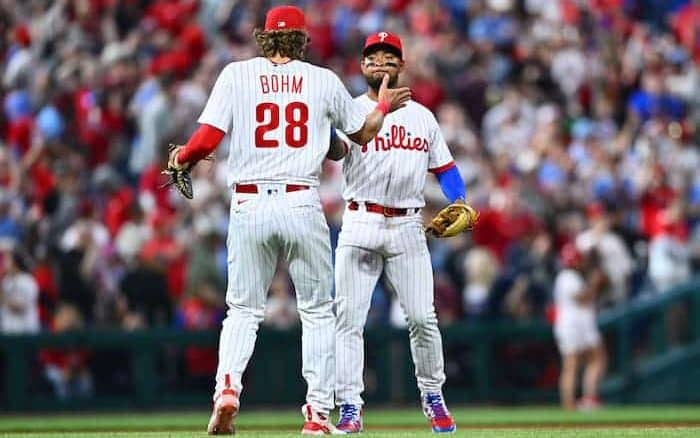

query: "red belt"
xmin=235 ymin=184 xmax=309 ymax=193
xmin=348 ymin=201 xmax=413 ymax=217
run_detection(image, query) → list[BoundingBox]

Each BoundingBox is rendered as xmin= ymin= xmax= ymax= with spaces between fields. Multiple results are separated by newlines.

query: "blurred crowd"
xmin=1 ymin=0 xmax=700 ymax=357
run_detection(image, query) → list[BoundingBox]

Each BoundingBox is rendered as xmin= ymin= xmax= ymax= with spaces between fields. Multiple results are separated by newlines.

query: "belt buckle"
xmin=382 ymin=206 xmax=395 ymax=218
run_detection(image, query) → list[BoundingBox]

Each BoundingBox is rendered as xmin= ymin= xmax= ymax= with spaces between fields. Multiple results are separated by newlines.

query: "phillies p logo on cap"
xmin=363 ymin=31 xmax=403 ymax=58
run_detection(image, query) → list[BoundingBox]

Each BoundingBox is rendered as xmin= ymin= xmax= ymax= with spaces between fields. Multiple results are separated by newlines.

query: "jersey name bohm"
xmin=362 ymin=124 xmax=429 ymax=153
xmin=259 ymin=74 xmax=303 ymax=94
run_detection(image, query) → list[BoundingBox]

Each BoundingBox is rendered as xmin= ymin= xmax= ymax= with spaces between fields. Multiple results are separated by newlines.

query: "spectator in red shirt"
xmin=139 ymin=210 xmax=186 ymax=300
xmin=39 ymin=303 xmax=93 ymax=399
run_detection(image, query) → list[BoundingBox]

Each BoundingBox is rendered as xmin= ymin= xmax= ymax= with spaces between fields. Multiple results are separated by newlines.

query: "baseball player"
xmin=553 ymin=243 xmax=607 ymax=411
xmin=165 ymin=6 xmax=410 ymax=435
xmin=329 ymin=32 xmax=475 ymax=433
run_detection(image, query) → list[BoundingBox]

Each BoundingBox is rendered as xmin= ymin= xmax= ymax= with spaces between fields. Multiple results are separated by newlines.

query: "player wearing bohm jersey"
xmin=328 ymin=32 xmax=468 ymax=433
xmin=166 ymin=6 xmax=410 ymax=435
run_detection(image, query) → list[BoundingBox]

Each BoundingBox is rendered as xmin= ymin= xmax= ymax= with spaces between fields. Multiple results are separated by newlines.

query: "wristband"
xmin=375 ymin=101 xmax=390 ymax=115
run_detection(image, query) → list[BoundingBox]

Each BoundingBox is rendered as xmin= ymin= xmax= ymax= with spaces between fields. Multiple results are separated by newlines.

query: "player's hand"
xmin=161 ymin=144 xmax=194 ymax=199
xmin=377 ymin=74 xmax=411 ymax=112
xmin=167 ymin=145 xmax=188 ymax=171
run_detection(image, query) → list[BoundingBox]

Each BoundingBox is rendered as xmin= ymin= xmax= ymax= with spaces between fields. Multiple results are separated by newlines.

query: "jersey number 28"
xmin=255 ymin=102 xmax=308 ymax=148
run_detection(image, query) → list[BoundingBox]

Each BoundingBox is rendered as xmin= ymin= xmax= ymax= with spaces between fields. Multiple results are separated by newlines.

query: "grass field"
xmin=1 ymin=406 xmax=700 ymax=437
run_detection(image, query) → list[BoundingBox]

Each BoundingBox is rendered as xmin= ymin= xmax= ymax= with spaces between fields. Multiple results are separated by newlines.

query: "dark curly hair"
xmin=254 ymin=29 xmax=309 ymax=60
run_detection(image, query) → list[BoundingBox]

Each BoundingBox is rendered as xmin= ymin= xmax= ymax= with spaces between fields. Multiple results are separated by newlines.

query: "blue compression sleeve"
xmin=435 ymin=165 xmax=466 ymax=203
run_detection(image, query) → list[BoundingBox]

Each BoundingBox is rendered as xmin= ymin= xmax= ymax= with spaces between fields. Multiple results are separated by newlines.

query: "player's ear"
xmin=398 ymin=59 xmax=406 ymax=74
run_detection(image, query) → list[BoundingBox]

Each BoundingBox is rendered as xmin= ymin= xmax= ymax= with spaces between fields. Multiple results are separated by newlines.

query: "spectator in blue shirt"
xmin=628 ymin=71 xmax=685 ymax=122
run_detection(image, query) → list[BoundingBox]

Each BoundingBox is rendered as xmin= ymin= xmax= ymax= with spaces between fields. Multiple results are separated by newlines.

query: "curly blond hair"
xmin=254 ymin=29 xmax=309 ymax=60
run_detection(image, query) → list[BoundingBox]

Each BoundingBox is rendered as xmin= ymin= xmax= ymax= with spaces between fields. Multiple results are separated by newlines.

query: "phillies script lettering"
xmin=259 ymin=75 xmax=303 ymax=94
xmin=361 ymin=125 xmax=429 ymax=153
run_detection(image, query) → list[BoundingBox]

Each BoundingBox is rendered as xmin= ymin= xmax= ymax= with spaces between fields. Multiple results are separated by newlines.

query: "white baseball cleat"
xmin=207 ymin=389 xmax=239 ymax=435
xmin=301 ymin=404 xmax=346 ymax=435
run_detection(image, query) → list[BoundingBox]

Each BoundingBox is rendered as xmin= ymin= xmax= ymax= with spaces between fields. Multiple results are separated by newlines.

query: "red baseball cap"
xmin=264 ymin=5 xmax=306 ymax=31
xmin=14 ymin=25 xmax=31 ymax=47
xmin=363 ymin=31 xmax=403 ymax=59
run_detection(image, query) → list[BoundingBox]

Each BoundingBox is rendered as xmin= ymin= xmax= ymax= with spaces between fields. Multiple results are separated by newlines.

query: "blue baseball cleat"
xmin=422 ymin=392 xmax=456 ymax=433
xmin=335 ymin=404 xmax=363 ymax=433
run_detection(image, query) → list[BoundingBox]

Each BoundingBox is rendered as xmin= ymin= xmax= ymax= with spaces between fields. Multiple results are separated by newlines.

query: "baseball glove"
xmin=425 ymin=202 xmax=479 ymax=238
xmin=161 ymin=144 xmax=194 ymax=199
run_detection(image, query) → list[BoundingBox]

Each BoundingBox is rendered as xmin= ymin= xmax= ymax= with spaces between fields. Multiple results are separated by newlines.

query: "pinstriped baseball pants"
xmin=334 ymin=206 xmax=446 ymax=406
xmin=214 ymin=185 xmax=335 ymax=414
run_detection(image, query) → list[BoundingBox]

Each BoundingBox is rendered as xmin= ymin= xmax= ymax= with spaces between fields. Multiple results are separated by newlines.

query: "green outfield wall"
xmin=1 ymin=279 xmax=699 ymax=411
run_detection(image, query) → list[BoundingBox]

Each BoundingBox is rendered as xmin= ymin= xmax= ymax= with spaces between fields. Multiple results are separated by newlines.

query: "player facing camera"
xmin=361 ymin=33 xmax=405 ymax=91
xmin=332 ymin=30 xmax=477 ymax=435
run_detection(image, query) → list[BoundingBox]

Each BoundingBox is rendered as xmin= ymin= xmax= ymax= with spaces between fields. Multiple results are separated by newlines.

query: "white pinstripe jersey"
xmin=198 ymin=57 xmax=366 ymax=187
xmin=341 ymin=95 xmax=454 ymax=208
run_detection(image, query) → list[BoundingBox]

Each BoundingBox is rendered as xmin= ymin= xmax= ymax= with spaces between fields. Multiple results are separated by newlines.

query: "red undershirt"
xmin=177 ymin=124 xmax=225 ymax=164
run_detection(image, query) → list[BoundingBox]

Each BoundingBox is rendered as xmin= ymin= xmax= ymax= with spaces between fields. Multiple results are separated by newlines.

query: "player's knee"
xmin=297 ymin=296 xmax=334 ymax=314
xmin=226 ymin=303 xmax=265 ymax=321
xmin=406 ymin=310 xmax=436 ymax=329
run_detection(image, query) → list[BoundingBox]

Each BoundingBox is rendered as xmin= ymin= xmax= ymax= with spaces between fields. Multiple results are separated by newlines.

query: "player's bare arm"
xmin=347 ymin=74 xmax=411 ymax=145
xmin=326 ymin=128 xmax=348 ymax=161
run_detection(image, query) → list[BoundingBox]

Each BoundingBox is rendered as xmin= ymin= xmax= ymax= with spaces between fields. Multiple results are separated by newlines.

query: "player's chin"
xmin=366 ymin=77 xmax=383 ymax=90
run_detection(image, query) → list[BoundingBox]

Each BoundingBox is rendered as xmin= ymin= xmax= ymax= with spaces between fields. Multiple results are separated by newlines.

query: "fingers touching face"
xmin=361 ymin=49 xmax=404 ymax=87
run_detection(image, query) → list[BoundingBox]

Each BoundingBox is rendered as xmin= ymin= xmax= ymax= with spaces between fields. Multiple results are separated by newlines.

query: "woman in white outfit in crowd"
xmin=553 ymin=243 xmax=607 ymax=411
